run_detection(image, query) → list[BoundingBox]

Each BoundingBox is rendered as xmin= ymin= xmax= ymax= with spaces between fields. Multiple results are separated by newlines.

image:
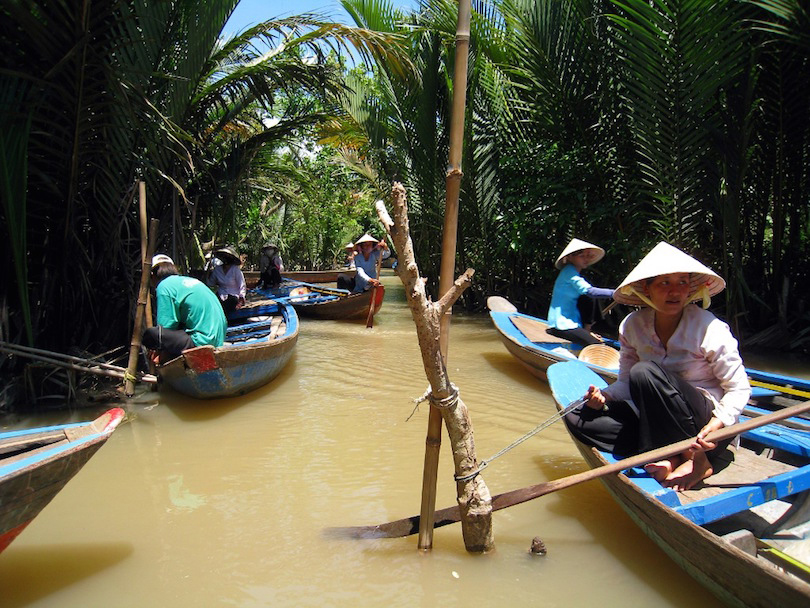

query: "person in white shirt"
xmin=207 ymin=245 xmax=246 ymax=314
xmin=565 ymin=242 xmax=751 ymax=491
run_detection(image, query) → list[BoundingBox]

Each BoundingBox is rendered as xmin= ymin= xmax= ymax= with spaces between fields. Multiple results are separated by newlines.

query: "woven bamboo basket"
xmin=578 ymin=344 xmax=620 ymax=370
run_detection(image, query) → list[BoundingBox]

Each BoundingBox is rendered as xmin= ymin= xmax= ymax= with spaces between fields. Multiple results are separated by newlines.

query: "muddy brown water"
xmin=3 ymin=271 xmax=806 ymax=607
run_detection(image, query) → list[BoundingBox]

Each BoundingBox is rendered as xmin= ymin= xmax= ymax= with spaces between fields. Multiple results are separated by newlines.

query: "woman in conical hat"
xmin=257 ymin=242 xmax=284 ymax=289
xmin=337 ymin=234 xmax=390 ymax=293
xmin=207 ymin=245 xmax=247 ymax=314
xmin=547 ymin=237 xmax=614 ymax=346
xmin=565 ymin=242 xmax=750 ymax=491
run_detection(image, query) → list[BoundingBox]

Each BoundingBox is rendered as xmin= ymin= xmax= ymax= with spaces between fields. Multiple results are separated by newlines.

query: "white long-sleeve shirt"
xmin=207 ymin=264 xmax=246 ymax=301
xmin=602 ymin=305 xmax=750 ymax=427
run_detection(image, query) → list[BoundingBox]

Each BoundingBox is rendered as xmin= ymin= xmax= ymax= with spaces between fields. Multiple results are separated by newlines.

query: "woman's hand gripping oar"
xmin=324 ymin=398 xmax=810 ymax=540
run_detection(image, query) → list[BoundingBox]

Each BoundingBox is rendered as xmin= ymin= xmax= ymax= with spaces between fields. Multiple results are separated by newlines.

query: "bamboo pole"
xmin=378 ymin=185 xmax=492 ymax=553
xmin=0 ymin=342 xmax=157 ymax=383
xmin=418 ymin=0 xmax=474 ymax=552
xmin=139 ymin=181 xmax=153 ymax=328
xmin=125 ymin=218 xmax=159 ymax=396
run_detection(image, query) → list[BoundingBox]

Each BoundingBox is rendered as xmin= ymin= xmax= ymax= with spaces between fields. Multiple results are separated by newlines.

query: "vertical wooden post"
xmin=417 ymin=0 xmax=473 ymax=552
xmin=124 ymin=218 xmax=159 ymax=396
xmin=139 ymin=181 xmax=153 ymax=328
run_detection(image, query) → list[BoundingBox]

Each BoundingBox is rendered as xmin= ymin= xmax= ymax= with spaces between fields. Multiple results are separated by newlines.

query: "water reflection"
xmin=0 ymin=271 xmax=749 ymax=606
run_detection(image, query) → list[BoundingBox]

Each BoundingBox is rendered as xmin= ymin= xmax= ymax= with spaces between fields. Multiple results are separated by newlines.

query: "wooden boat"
xmin=0 ymin=408 xmax=125 ymax=553
xmin=548 ymin=360 xmax=810 ymax=607
xmin=487 ymin=296 xmax=619 ymax=381
xmin=156 ymin=300 xmax=298 ymax=399
xmin=243 ymin=268 xmax=355 ymax=287
xmin=488 ymin=295 xmax=810 ymax=402
xmin=287 ymin=284 xmax=384 ymax=321
xmin=252 ymin=281 xmax=385 ymax=322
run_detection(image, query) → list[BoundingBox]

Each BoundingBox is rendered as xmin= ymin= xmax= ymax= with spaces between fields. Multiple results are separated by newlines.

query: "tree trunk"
xmin=376 ymin=183 xmax=493 ymax=552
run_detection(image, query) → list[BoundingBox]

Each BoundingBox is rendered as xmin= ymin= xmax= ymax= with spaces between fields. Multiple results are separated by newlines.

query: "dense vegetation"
xmin=1 ymin=0 xmax=808 ymax=358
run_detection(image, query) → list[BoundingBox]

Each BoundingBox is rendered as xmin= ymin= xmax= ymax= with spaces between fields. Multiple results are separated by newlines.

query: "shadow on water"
xmin=160 ymin=356 xmax=299 ymax=421
xmin=532 ymin=454 xmax=724 ymax=607
xmin=480 ymin=350 xmax=543 ymax=392
xmin=0 ymin=543 xmax=133 ymax=607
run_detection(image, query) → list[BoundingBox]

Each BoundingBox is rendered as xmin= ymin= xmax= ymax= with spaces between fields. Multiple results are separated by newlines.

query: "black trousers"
xmin=220 ymin=295 xmax=239 ymax=315
xmin=564 ymin=361 xmax=730 ymax=461
xmin=143 ymin=326 xmax=195 ymax=359
xmin=336 ymin=274 xmax=356 ymax=291
xmin=258 ymin=266 xmax=282 ymax=289
xmin=547 ymin=295 xmax=603 ymax=346
xmin=547 ymin=326 xmax=602 ymax=346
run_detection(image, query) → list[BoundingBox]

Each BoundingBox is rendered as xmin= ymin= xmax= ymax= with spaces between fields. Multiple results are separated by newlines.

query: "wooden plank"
xmin=673 ymin=464 xmax=810 ymax=526
xmin=742 ymin=422 xmax=810 ymax=457
xmin=0 ymin=431 xmax=66 ymax=455
xmin=509 ymin=315 xmax=570 ymax=343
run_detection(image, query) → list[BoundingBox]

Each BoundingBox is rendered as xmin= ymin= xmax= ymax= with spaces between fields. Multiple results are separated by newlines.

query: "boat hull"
xmin=572 ymin=438 xmax=810 ymax=607
xmin=489 ymin=310 xmax=618 ymax=381
xmin=295 ymin=286 xmax=384 ymax=320
xmin=244 ymin=269 xmax=355 ymax=287
xmin=0 ymin=408 xmax=125 ymax=553
xmin=158 ymin=303 xmax=299 ymax=399
xmin=548 ymin=361 xmax=810 ymax=607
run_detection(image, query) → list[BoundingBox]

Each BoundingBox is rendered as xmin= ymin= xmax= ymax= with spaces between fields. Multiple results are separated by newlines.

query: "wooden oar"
xmin=325 ymin=398 xmax=810 ymax=539
xmin=366 ymin=246 xmax=384 ymax=329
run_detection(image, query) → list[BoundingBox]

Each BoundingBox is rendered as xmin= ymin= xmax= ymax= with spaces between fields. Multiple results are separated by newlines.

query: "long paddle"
xmin=325 ymin=398 xmax=810 ymax=539
xmin=365 ymin=244 xmax=384 ymax=328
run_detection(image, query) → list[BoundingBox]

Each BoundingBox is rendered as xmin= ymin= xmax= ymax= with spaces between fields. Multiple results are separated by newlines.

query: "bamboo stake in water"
xmin=125 ymin=217 xmax=158 ymax=396
xmin=419 ymin=0 xmax=477 ymax=552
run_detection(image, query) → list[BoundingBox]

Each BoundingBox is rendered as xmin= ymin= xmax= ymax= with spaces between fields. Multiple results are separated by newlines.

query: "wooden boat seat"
xmin=602 ymin=420 xmax=810 ymax=527
xmin=509 ymin=315 xmax=571 ymax=344
xmin=269 ymin=317 xmax=285 ymax=339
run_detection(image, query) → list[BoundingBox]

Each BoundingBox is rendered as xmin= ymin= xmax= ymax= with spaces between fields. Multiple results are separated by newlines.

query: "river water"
xmin=3 ymin=271 xmax=807 ymax=607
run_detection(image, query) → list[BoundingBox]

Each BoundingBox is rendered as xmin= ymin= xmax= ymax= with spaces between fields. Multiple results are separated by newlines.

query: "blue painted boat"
xmin=548 ymin=360 xmax=810 ymax=607
xmin=157 ymin=300 xmax=298 ymax=399
xmin=487 ymin=296 xmax=619 ymax=381
xmin=0 ymin=408 xmax=125 ymax=553
xmin=488 ymin=296 xmax=810 ymax=403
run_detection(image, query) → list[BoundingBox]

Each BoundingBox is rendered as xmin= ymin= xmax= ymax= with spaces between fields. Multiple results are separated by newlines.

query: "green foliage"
xmin=1 ymin=0 xmax=809 ymax=355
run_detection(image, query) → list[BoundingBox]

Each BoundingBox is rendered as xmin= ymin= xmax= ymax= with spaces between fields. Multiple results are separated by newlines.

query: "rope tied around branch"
xmin=406 ymin=383 xmax=460 ymax=421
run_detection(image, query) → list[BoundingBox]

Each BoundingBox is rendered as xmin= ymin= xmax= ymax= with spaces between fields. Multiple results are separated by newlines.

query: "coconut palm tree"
xmin=0 ymin=1 xmax=407 ymax=351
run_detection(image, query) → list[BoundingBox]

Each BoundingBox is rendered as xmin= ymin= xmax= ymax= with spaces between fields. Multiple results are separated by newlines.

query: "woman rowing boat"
xmin=565 ymin=242 xmax=751 ymax=491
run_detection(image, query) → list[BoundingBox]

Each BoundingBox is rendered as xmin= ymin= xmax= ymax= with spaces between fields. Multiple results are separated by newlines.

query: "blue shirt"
xmin=547 ymin=264 xmax=593 ymax=330
xmin=352 ymin=249 xmax=391 ymax=293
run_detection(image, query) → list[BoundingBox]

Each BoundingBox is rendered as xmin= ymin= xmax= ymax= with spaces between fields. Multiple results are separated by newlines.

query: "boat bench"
xmin=602 ymin=421 xmax=810 ymax=526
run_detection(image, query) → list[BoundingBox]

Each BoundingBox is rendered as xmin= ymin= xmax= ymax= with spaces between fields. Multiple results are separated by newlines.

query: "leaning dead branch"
xmin=376 ymin=182 xmax=493 ymax=552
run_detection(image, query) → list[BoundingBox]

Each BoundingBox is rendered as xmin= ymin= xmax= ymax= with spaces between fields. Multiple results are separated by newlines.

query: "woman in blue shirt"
xmin=547 ymin=238 xmax=614 ymax=346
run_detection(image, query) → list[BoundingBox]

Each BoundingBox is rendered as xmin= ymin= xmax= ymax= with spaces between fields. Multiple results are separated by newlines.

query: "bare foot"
xmin=663 ymin=451 xmax=713 ymax=491
xmin=644 ymin=456 xmax=681 ymax=483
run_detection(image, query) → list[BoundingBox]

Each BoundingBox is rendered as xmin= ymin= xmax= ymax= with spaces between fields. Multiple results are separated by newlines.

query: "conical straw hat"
xmin=613 ymin=242 xmax=725 ymax=308
xmin=555 ymin=238 xmax=605 ymax=269
xmin=355 ymin=233 xmax=378 ymax=246
xmin=214 ymin=245 xmax=241 ymax=265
